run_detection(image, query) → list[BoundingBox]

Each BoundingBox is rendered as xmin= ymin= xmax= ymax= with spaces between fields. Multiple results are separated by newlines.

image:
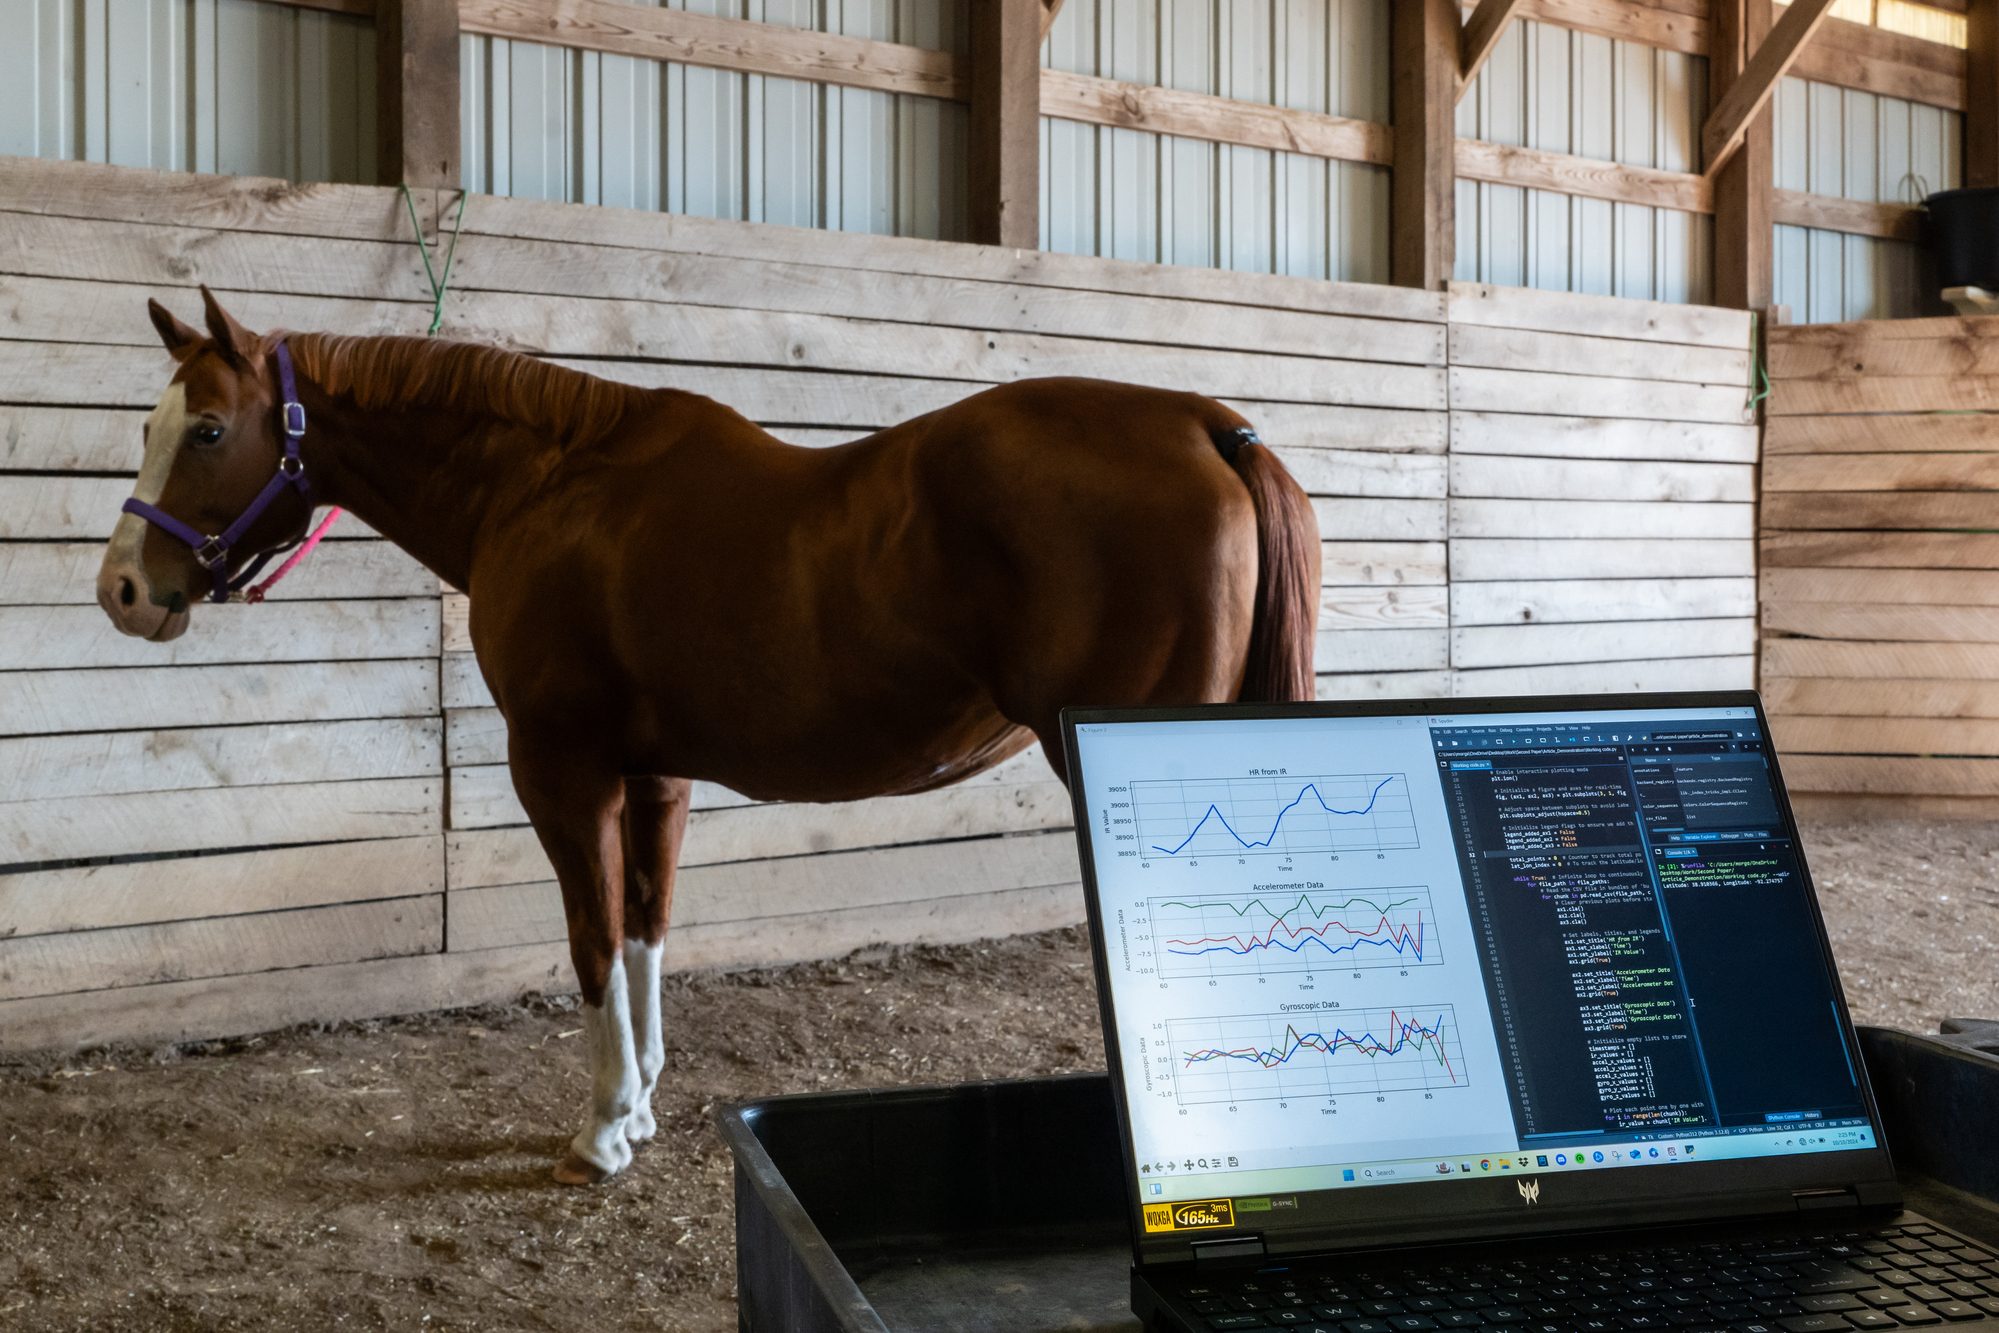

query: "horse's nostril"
xmin=118 ymin=576 xmax=137 ymax=608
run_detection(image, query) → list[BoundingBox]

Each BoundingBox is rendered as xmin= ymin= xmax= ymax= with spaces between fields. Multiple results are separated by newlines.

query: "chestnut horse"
xmin=97 ymin=289 xmax=1320 ymax=1183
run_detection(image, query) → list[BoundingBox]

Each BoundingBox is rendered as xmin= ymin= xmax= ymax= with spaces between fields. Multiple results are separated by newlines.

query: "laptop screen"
xmin=1067 ymin=700 xmax=1880 ymax=1240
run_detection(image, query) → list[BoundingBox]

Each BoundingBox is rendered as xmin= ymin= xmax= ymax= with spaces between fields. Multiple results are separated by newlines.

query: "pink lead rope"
xmin=236 ymin=507 xmax=342 ymax=605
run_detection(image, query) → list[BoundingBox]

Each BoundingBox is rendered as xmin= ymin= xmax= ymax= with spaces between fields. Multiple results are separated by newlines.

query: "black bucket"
xmin=1925 ymin=186 xmax=1999 ymax=290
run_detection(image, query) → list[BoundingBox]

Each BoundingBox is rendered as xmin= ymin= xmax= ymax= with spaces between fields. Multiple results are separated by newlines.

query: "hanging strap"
xmin=401 ymin=184 xmax=468 ymax=336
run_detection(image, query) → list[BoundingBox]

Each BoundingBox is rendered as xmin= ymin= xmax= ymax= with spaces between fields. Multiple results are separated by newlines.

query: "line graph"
xmin=1133 ymin=773 xmax=1418 ymax=860
xmin=1167 ymin=1006 xmax=1467 ymax=1105
xmin=1149 ymin=887 xmax=1439 ymax=979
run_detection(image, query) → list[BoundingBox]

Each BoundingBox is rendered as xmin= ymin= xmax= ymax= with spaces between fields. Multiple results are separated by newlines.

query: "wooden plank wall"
xmin=0 ymin=179 xmax=450 ymax=1048
xmin=1762 ymin=315 xmax=1999 ymax=810
xmin=0 ymin=154 xmax=1449 ymax=1049
xmin=1446 ymin=281 xmax=1761 ymax=695
xmin=0 ymin=158 xmax=1759 ymax=1050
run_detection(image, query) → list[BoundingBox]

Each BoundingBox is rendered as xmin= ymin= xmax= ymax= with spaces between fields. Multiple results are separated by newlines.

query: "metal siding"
xmin=1273 ymin=0 xmax=1327 ymax=278
xmin=1165 ymin=0 xmax=1218 ymax=269
xmin=1525 ymin=20 xmax=1570 ymax=292
xmin=896 ymin=0 xmax=967 ymax=241
xmin=461 ymin=0 xmax=968 ymax=240
xmin=1040 ymin=0 xmax=1097 ymax=255
xmin=1333 ymin=0 xmax=1388 ymax=281
xmin=1771 ymin=76 xmax=1962 ymax=322
xmin=0 ymin=0 xmax=371 ymax=183
xmin=1572 ymin=31 xmax=1617 ymax=296
xmin=1460 ymin=20 xmax=1710 ymax=304
xmin=1040 ymin=0 xmax=1388 ymax=280
xmin=1483 ymin=19 xmax=1528 ymax=291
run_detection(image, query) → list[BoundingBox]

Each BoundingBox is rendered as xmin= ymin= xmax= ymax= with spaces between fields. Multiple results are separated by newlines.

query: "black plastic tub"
xmin=717 ymin=1026 xmax=1999 ymax=1333
xmin=1926 ymin=187 xmax=1999 ymax=290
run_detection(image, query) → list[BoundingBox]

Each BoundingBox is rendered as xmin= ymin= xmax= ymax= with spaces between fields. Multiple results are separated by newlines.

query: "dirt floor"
xmin=1 ymin=816 xmax=1995 ymax=1333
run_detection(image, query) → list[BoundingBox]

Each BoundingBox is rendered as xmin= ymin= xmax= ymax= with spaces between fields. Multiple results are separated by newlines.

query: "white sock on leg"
xmin=623 ymin=938 xmax=665 ymax=1144
xmin=569 ymin=951 xmax=639 ymax=1176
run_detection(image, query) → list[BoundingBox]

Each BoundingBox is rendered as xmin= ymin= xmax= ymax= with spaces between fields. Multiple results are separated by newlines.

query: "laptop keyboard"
xmin=1174 ymin=1222 xmax=1999 ymax=1331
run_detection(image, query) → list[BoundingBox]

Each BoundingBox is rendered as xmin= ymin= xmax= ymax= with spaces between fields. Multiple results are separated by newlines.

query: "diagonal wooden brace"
xmin=1703 ymin=0 xmax=1838 ymax=177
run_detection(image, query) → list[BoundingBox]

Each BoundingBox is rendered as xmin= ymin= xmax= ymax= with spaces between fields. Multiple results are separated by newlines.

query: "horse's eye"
xmin=192 ymin=423 xmax=225 ymax=446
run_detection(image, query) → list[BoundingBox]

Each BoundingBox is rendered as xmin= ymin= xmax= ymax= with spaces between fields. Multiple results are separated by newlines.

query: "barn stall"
xmin=0 ymin=157 xmax=1766 ymax=1048
xmin=1 ymin=0 xmax=1996 ymax=1328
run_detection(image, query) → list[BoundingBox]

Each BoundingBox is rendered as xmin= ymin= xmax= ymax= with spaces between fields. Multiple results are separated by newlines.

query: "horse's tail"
xmin=1213 ymin=424 xmax=1321 ymax=703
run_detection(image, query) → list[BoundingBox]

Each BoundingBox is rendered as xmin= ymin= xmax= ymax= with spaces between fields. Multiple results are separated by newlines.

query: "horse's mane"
xmin=283 ymin=333 xmax=645 ymax=446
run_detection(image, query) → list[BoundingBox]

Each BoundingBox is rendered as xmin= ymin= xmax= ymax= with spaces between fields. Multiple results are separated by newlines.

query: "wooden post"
xmin=1712 ymin=0 xmax=1774 ymax=312
xmin=1392 ymin=0 xmax=1458 ymax=290
xmin=1970 ymin=0 xmax=1999 ymax=189
xmin=377 ymin=0 xmax=461 ymax=189
xmin=970 ymin=0 xmax=1040 ymax=249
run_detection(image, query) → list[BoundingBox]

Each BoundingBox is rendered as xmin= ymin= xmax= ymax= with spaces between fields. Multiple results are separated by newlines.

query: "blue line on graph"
xmin=1148 ymin=776 xmax=1396 ymax=857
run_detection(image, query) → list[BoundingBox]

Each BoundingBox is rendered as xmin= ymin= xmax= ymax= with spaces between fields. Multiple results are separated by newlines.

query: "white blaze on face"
xmin=106 ymin=382 xmax=193 ymax=570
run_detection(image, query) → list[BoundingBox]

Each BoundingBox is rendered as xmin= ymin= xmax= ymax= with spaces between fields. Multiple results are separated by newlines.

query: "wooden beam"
xmin=970 ymin=0 xmax=1040 ymax=249
xmin=377 ymin=0 xmax=460 ymax=189
xmin=258 ymin=0 xmax=377 ymax=13
xmin=1040 ymin=71 xmax=1392 ymax=164
xmin=1393 ymin=0 xmax=1459 ymax=290
xmin=1704 ymin=0 xmax=1839 ymax=174
xmin=1040 ymin=0 xmax=1066 ymax=40
xmin=1971 ymin=0 xmax=1999 ymax=187
xmin=1455 ymin=139 xmax=1714 ymax=212
xmin=1712 ymin=0 xmax=1775 ymax=310
xmin=1460 ymin=0 xmax=1527 ymax=99
xmin=456 ymin=0 xmax=966 ymax=101
xmin=1793 ymin=14 xmax=1968 ymax=111
xmin=1771 ymin=188 xmax=1925 ymax=240
xmin=1510 ymin=0 xmax=1708 ymax=56
xmin=1808 ymin=13 xmax=1969 ymax=82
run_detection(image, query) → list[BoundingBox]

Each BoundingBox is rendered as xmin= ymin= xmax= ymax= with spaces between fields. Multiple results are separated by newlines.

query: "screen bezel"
xmin=1063 ymin=690 xmax=1901 ymax=1266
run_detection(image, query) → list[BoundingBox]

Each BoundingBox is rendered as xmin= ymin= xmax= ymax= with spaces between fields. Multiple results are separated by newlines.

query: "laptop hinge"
xmin=1191 ymin=1235 xmax=1266 ymax=1265
xmin=1794 ymin=1187 xmax=1860 ymax=1213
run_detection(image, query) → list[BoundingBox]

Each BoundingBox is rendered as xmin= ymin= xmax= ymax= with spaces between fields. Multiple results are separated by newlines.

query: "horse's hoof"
xmin=553 ymin=1152 xmax=613 ymax=1186
xmin=625 ymin=1106 xmax=658 ymax=1145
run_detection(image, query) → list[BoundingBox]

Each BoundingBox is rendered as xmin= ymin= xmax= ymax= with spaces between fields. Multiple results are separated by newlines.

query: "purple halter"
xmin=122 ymin=341 xmax=316 ymax=604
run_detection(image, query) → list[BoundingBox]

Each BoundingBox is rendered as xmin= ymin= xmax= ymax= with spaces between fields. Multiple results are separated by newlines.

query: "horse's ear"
xmin=198 ymin=285 xmax=258 ymax=367
xmin=148 ymin=299 xmax=204 ymax=364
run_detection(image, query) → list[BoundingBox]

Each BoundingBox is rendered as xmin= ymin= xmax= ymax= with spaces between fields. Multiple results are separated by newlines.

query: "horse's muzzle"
xmin=96 ymin=555 xmax=191 ymax=642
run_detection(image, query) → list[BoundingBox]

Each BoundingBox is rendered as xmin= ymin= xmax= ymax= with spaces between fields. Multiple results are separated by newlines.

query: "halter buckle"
xmin=195 ymin=537 xmax=229 ymax=570
xmin=283 ymin=401 xmax=307 ymax=437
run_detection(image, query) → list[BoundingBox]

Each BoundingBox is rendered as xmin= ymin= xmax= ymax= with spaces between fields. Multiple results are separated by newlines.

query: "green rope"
xmin=399 ymin=184 xmax=468 ymax=336
xmin=1745 ymin=309 xmax=1772 ymax=416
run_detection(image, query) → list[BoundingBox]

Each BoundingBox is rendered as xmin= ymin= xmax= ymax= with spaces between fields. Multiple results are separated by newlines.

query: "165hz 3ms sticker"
xmin=1143 ymin=1198 xmax=1235 ymax=1233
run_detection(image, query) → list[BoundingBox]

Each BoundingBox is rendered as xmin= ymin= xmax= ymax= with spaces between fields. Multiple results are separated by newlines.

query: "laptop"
xmin=1063 ymin=691 xmax=1999 ymax=1333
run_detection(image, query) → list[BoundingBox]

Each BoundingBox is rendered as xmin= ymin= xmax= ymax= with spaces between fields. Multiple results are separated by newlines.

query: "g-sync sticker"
xmin=1143 ymin=1198 xmax=1237 ymax=1233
